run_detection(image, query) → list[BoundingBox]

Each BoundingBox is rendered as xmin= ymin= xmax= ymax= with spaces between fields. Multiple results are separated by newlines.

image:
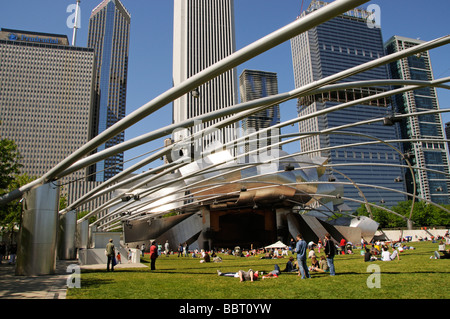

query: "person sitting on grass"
xmin=381 ymin=246 xmax=399 ymax=261
xmin=364 ymin=248 xmax=378 ymax=262
xmin=308 ymin=256 xmax=325 ymax=273
xmin=283 ymin=256 xmax=298 ymax=272
xmin=433 ymin=249 xmax=450 ymax=259
xmin=319 ymin=255 xmax=329 ymax=272
xmin=200 ymin=251 xmax=210 ymax=263
xmin=308 ymin=247 xmax=316 ymax=259
xmin=217 ymin=269 xmax=259 ymax=282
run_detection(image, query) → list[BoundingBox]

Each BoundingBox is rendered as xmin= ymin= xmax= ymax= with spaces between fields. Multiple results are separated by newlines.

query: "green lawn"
xmin=66 ymin=241 xmax=449 ymax=299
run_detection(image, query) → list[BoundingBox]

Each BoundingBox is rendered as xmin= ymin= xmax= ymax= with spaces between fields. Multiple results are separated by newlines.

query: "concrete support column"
xmin=58 ymin=210 xmax=77 ymax=260
xmin=16 ymin=183 xmax=60 ymax=276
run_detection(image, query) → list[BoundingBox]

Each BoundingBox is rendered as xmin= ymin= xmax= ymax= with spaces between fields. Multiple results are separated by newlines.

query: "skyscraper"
xmin=239 ymin=69 xmax=280 ymax=155
xmin=290 ymin=0 xmax=407 ymax=211
xmin=88 ymin=0 xmax=131 ymax=181
xmin=446 ymin=122 xmax=450 ymax=156
xmin=172 ymin=0 xmax=238 ymax=155
xmin=0 ymin=28 xmax=95 ymax=185
xmin=386 ymin=35 xmax=450 ymax=205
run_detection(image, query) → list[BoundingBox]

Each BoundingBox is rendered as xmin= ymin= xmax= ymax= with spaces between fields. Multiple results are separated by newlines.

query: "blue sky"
xmin=1 ymin=0 xmax=449 ymax=172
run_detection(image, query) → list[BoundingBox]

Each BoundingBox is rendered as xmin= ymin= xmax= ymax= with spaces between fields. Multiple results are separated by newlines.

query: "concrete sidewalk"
xmin=0 ymin=260 xmax=74 ymax=299
xmin=0 ymin=260 xmax=148 ymax=299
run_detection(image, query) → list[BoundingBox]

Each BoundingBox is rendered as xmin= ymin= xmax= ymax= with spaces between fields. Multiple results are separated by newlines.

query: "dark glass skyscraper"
xmin=239 ymin=69 xmax=281 ymax=154
xmin=386 ymin=35 xmax=450 ymax=205
xmin=291 ymin=0 xmax=407 ymax=212
xmin=88 ymin=0 xmax=131 ymax=181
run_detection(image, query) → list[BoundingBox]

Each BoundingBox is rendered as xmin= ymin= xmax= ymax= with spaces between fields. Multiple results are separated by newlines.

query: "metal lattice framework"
xmin=2 ymin=0 xmax=450 ymax=236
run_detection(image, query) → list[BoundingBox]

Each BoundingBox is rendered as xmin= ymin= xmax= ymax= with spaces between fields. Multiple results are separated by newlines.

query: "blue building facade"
xmin=386 ymin=35 xmax=450 ymax=205
xmin=291 ymin=1 xmax=407 ymax=212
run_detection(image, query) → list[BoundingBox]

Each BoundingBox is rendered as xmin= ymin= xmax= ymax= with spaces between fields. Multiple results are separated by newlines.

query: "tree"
xmin=355 ymin=200 xmax=450 ymax=228
xmin=0 ymin=173 xmax=36 ymax=236
xmin=0 ymin=139 xmax=22 ymax=190
xmin=0 ymin=139 xmax=23 ymax=234
xmin=77 ymin=211 xmax=97 ymax=224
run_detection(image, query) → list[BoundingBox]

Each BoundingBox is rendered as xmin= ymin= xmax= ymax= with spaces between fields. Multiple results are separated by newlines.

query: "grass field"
xmin=66 ymin=241 xmax=449 ymax=300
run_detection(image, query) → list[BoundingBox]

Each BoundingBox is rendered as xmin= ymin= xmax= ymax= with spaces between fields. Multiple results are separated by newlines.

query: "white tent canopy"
xmin=264 ymin=241 xmax=288 ymax=249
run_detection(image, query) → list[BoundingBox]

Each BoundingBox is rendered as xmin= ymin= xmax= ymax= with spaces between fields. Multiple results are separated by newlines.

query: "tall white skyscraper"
xmin=172 ymin=0 xmax=238 ymax=156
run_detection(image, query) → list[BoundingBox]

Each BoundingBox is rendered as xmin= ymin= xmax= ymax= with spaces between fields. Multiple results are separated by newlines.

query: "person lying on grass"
xmin=262 ymin=264 xmax=281 ymax=279
xmin=217 ymin=269 xmax=259 ymax=282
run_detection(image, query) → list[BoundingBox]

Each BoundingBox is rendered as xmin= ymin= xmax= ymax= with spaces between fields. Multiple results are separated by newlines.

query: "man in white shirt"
xmin=164 ymin=240 xmax=170 ymax=256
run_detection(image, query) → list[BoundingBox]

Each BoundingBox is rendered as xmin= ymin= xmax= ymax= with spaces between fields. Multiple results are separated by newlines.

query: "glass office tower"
xmin=386 ymin=35 xmax=450 ymax=205
xmin=88 ymin=0 xmax=131 ymax=181
xmin=239 ymin=69 xmax=281 ymax=155
xmin=172 ymin=0 xmax=238 ymax=155
xmin=291 ymin=0 xmax=407 ymax=212
xmin=446 ymin=122 xmax=450 ymax=156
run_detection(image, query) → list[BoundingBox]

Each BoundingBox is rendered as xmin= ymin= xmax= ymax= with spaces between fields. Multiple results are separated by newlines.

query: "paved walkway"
xmin=0 ymin=260 xmax=147 ymax=299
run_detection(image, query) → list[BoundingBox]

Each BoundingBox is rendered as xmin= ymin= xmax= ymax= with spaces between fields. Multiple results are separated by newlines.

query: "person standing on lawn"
xmin=106 ymin=239 xmax=115 ymax=272
xmin=150 ymin=241 xmax=158 ymax=270
xmin=295 ymin=234 xmax=310 ymax=279
xmin=324 ymin=233 xmax=336 ymax=276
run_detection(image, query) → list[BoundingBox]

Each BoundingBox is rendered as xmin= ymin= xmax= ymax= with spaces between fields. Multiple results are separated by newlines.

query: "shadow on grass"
xmin=80 ymin=278 xmax=115 ymax=289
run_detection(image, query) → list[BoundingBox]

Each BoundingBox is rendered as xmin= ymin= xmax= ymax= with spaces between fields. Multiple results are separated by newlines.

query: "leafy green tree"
xmin=77 ymin=211 xmax=97 ymax=224
xmin=0 ymin=139 xmax=22 ymax=190
xmin=356 ymin=200 xmax=450 ymax=228
xmin=0 ymin=173 xmax=36 ymax=234
xmin=0 ymin=139 xmax=23 ymax=234
xmin=0 ymin=138 xmax=40 ymax=238
xmin=59 ymin=194 xmax=67 ymax=211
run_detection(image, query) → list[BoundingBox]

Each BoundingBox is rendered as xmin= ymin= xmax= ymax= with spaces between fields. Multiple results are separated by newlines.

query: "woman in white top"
xmin=308 ymin=248 xmax=316 ymax=259
xmin=381 ymin=246 xmax=399 ymax=261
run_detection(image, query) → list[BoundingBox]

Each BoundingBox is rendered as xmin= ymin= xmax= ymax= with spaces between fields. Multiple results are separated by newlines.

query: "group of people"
xmin=217 ymin=233 xmax=337 ymax=282
xmin=109 ymin=233 xmax=340 ymax=280
xmin=364 ymin=245 xmax=400 ymax=262
xmin=106 ymin=232 xmax=450 ymax=276
xmin=294 ymin=233 xmax=336 ymax=279
xmin=432 ymin=237 xmax=450 ymax=259
xmin=106 ymin=239 xmax=160 ymax=271
xmin=136 ymin=240 xmax=171 ymax=257
xmin=0 ymin=242 xmax=17 ymax=265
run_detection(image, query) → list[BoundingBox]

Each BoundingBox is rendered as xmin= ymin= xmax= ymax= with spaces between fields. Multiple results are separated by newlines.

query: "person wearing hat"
xmin=106 ymin=239 xmax=115 ymax=271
